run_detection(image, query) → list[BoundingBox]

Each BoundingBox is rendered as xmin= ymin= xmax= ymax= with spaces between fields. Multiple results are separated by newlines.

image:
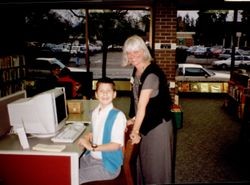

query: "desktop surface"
xmin=67 ymin=113 xmax=90 ymax=124
xmin=0 ymin=126 xmax=89 ymax=154
xmin=66 ymin=99 xmax=98 ymax=124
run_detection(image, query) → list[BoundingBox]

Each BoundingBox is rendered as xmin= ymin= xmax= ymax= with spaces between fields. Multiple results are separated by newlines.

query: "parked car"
xmin=212 ymin=55 xmax=250 ymax=69
xmin=210 ymin=45 xmax=223 ymax=58
xmin=26 ymin=44 xmax=71 ymax=64
xmin=51 ymin=44 xmax=70 ymax=53
xmin=186 ymin=45 xmax=201 ymax=55
xmin=26 ymin=57 xmax=86 ymax=79
xmin=88 ymin=43 xmax=102 ymax=53
xmin=70 ymin=46 xmax=86 ymax=56
xmin=194 ymin=47 xmax=213 ymax=58
xmin=176 ymin=63 xmax=230 ymax=82
xmin=218 ymin=48 xmax=243 ymax=60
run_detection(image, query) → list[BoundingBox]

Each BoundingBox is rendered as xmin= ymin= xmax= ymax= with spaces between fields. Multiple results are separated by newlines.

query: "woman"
xmin=122 ymin=35 xmax=174 ymax=184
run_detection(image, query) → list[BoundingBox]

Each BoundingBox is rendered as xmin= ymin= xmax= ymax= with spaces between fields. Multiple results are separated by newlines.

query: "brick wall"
xmin=154 ymin=0 xmax=177 ymax=82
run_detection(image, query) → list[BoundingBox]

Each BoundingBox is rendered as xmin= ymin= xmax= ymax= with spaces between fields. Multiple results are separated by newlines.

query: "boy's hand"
xmin=77 ymin=138 xmax=92 ymax=151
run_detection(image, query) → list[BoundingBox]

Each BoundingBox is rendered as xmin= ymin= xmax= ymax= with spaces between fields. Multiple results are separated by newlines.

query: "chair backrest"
xmin=123 ymin=125 xmax=139 ymax=185
xmin=70 ymin=72 xmax=93 ymax=99
xmin=56 ymin=81 xmax=73 ymax=99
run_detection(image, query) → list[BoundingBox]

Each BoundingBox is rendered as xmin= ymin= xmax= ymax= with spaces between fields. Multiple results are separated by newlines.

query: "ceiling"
xmin=0 ymin=0 xmax=153 ymax=9
xmin=175 ymin=0 xmax=250 ymax=10
xmin=0 ymin=0 xmax=250 ymax=10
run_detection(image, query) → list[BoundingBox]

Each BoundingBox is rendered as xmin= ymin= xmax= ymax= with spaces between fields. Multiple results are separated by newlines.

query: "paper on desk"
xmin=32 ymin=144 xmax=66 ymax=152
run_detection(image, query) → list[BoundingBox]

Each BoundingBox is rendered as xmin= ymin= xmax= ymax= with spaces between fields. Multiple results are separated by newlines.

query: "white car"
xmin=176 ymin=63 xmax=230 ymax=82
xmin=70 ymin=46 xmax=86 ymax=56
xmin=80 ymin=43 xmax=102 ymax=54
xmin=27 ymin=57 xmax=86 ymax=79
xmin=218 ymin=49 xmax=243 ymax=60
xmin=212 ymin=56 xmax=250 ymax=69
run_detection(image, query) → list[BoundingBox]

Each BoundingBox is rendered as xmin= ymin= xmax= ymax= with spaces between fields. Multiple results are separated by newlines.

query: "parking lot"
xmin=67 ymin=51 xmax=133 ymax=79
xmin=186 ymin=55 xmax=215 ymax=66
xmin=67 ymin=53 xmax=234 ymax=79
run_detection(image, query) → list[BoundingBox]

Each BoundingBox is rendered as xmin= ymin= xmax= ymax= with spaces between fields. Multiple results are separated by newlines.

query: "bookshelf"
xmin=0 ymin=55 xmax=26 ymax=97
xmin=177 ymin=81 xmax=228 ymax=93
xmin=225 ymin=70 xmax=250 ymax=120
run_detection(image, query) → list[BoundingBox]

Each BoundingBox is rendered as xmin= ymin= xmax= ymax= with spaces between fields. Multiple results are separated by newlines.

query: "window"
xmin=185 ymin=68 xmax=207 ymax=76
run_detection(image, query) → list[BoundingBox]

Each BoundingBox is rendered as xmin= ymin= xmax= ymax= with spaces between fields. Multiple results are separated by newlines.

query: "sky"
xmin=177 ymin=10 xmax=198 ymax=20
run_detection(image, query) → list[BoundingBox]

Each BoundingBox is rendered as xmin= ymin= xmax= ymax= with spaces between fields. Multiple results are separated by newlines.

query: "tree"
xmin=24 ymin=9 xmax=72 ymax=43
xmin=177 ymin=16 xmax=185 ymax=32
xmin=177 ymin=14 xmax=196 ymax=32
xmin=183 ymin=14 xmax=196 ymax=31
xmin=3 ymin=8 xmax=149 ymax=76
xmin=88 ymin=10 xmax=147 ymax=77
xmin=195 ymin=10 xmax=228 ymax=46
xmin=241 ymin=10 xmax=250 ymax=49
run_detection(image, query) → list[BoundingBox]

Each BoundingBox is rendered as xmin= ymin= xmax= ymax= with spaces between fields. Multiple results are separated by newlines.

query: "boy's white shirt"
xmin=90 ymin=103 xmax=127 ymax=159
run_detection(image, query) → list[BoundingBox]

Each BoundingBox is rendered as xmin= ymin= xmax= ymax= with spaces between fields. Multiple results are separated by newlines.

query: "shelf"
xmin=0 ymin=55 xmax=26 ymax=97
xmin=177 ymin=81 xmax=228 ymax=93
xmin=225 ymin=72 xmax=250 ymax=120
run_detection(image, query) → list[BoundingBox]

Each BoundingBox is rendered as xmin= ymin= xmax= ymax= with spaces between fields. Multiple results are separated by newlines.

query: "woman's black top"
xmin=130 ymin=63 xmax=173 ymax=135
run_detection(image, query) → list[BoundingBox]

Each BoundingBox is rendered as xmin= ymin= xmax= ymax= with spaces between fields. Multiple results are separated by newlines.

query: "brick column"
xmin=154 ymin=0 xmax=177 ymax=82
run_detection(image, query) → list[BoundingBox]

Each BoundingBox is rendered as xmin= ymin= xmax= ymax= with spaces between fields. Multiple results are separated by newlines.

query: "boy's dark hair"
xmin=60 ymin=67 xmax=71 ymax=76
xmin=50 ymin=63 xmax=60 ymax=71
xmin=96 ymin=77 xmax=116 ymax=91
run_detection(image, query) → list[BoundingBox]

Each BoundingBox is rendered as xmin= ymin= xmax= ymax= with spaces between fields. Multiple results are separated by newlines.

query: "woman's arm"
xmin=130 ymin=88 xmax=153 ymax=144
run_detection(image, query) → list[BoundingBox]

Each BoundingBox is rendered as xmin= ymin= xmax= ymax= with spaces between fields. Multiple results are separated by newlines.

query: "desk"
xmin=0 ymin=99 xmax=98 ymax=185
xmin=0 ymin=122 xmax=90 ymax=185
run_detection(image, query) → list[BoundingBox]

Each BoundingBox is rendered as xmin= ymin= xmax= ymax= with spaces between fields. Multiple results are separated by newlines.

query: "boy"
xmin=77 ymin=77 xmax=127 ymax=184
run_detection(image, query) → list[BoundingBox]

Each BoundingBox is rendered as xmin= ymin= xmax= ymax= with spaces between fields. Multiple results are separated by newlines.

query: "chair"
xmin=70 ymin=72 xmax=93 ymax=99
xmin=56 ymin=81 xmax=73 ymax=99
xmin=82 ymin=125 xmax=138 ymax=185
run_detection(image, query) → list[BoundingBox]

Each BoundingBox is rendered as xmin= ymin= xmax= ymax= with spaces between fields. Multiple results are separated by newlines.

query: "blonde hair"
xmin=122 ymin=35 xmax=153 ymax=66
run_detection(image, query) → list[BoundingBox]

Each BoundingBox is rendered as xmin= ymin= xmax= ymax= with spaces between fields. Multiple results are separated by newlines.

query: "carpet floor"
xmin=175 ymin=95 xmax=250 ymax=184
xmin=114 ymin=95 xmax=250 ymax=184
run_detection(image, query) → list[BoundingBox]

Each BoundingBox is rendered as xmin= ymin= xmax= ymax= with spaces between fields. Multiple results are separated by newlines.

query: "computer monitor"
xmin=0 ymin=90 xmax=27 ymax=138
xmin=7 ymin=87 xmax=68 ymax=138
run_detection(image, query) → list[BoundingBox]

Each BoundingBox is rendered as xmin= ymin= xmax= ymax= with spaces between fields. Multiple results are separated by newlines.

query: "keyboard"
xmin=51 ymin=123 xmax=86 ymax=143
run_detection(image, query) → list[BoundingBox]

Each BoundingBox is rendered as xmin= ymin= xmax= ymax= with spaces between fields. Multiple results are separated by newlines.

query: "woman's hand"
xmin=130 ymin=131 xmax=141 ymax=144
xmin=127 ymin=118 xmax=135 ymax=126
xmin=125 ymin=118 xmax=135 ymax=133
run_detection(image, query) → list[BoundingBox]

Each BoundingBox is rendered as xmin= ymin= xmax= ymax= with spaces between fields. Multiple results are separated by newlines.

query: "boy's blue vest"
xmin=101 ymin=109 xmax=123 ymax=173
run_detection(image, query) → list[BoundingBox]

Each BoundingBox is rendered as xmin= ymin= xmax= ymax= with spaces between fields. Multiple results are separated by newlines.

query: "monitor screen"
xmin=7 ymin=87 xmax=68 ymax=138
xmin=55 ymin=93 xmax=67 ymax=124
xmin=0 ymin=90 xmax=27 ymax=138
